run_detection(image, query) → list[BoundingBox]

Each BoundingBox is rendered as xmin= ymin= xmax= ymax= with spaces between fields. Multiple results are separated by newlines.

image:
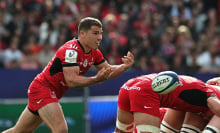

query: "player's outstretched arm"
xmin=63 ymin=66 xmax=112 ymax=88
xmin=207 ymin=77 xmax=220 ymax=85
xmin=96 ymin=51 xmax=134 ymax=79
xmin=63 ymin=51 xmax=134 ymax=89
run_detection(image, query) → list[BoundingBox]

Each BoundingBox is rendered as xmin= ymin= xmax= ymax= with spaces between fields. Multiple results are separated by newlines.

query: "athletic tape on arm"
xmin=116 ymin=119 xmax=134 ymax=132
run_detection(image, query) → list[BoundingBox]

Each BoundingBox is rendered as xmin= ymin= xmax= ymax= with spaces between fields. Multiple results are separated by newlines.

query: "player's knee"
xmin=2 ymin=127 xmax=35 ymax=133
xmin=202 ymin=125 xmax=220 ymax=133
xmin=160 ymin=120 xmax=180 ymax=133
xmin=116 ymin=118 xmax=134 ymax=132
xmin=180 ymin=124 xmax=201 ymax=133
xmin=52 ymin=125 xmax=68 ymax=133
xmin=53 ymin=128 xmax=68 ymax=133
xmin=58 ymin=127 xmax=68 ymax=133
xmin=2 ymin=128 xmax=14 ymax=133
xmin=136 ymin=125 xmax=160 ymax=133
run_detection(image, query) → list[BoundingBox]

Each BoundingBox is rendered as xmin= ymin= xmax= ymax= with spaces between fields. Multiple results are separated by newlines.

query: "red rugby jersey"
xmin=34 ymin=38 xmax=105 ymax=98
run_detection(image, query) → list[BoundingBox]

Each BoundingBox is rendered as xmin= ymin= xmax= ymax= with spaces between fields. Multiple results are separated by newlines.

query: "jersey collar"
xmin=76 ymin=39 xmax=91 ymax=54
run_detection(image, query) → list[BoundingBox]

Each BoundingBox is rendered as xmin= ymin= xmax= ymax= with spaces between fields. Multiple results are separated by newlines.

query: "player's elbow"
xmin=65 ymin=79 xmax=77 ymax=88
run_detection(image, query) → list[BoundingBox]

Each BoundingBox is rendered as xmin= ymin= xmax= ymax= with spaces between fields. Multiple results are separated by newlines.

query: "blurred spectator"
xmin=25 ymin=34 xmax=42 ymax=54
xmin=149 ymin=54 xmax=169 ymax=72
xmin=159 ymin=32 xmax=176 ymax=64
xmin=196 ymin=33 xmax=220 ymax=73
xmin=38 ymin=40 xmax=55 ymax=68
xmin=186 ymin=48 xmax=200 ymax=75
xmin=135 ymin=55 xmax=149 ymax=71
xmin=171 ymin=48 xmax=187 ymax=72
xmin=3 ymin=36 xmax=22 ymax=69
xmin=175 ymin=25 xmax=195 ymax=55
xmin=20 ymin=43 xmax=40 ymax=70
xmin=137 ymin=37 xmax=153 ymax=58
xmin=0 ymin=0 xmax=219 ymax=74
xmin=0 ymin=36 xmax=7 ymax=67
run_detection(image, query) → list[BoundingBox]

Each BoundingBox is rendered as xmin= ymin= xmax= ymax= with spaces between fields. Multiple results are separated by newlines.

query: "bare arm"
xmin=207 ymin=96 xmax=220 ymax=117
xmin=95 ymin=51 xmax=134 ymax=79
xmin=207 ymin=85 xmax=220 ymax=117
xmin=63 ymin=66 xmax=112 ymax=88
xmin=63 ymin=51 xmax=134 ymax=88
xmin=207 ymin=77 xmax=220 ymax=85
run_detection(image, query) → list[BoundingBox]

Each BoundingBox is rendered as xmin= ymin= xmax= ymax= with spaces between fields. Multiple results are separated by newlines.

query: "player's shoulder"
xmin=132 ymin=74 xmax=157 ymax=83
xmin=63 ymin=39 xmax=80 ymax=50
xmin=141 ymin=73 xmax=158 ymax=80
xmin=179 ymin=75 xmax=198 ymax=81
xmin=56 ymin=39 xmax=82 ymax=54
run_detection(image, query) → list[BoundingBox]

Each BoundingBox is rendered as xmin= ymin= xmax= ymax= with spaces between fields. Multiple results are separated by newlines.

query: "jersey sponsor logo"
xmin=144 ymin=106 xmax=152 ymax=109
xmin=122 ymin=84 xmax=141 ymax=91
xmin=37 ymin=99 xmax=43 ymax=104
xmin=152 ymin=77 xmax=170 ymax=89
xmin=83 ymin=59 xmax=88 ymax=67
xmin=65 ymin=50 xmax=78 ymax=63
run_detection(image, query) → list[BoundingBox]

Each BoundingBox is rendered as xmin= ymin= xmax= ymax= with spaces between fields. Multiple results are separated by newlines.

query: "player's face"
xmin=84 ymin=26 xmax=103 ymax=50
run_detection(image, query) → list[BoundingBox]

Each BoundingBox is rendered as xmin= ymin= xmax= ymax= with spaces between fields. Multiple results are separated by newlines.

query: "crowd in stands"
xmin=0 ymin=0 xmax=220 ymax=75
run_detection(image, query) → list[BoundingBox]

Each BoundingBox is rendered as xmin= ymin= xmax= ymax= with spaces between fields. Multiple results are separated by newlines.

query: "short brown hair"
xmin=78 ymin=17 xmax=102 ymax=33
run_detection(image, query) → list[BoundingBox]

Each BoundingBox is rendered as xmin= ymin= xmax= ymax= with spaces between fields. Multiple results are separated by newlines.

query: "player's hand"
xmin=206 ymin=77 xmax=220 ymax=85
xmin=95 ymin=67 xmax=112 ymax=82
xmin=121 ymin=51 xmax=134 ymax=70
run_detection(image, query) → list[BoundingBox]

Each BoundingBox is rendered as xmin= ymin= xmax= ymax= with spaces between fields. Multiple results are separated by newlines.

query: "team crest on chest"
xmin=65 ymin=50 xmax=77 ymax=63
xmin=83 ymin=59 xmax=88 ymax=67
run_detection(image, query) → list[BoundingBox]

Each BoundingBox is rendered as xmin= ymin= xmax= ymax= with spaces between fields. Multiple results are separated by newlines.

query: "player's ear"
xmin=79 ymin=30 xmax=83 ymax=35
xmin=79 ymin=30 xmax=85 ymax=36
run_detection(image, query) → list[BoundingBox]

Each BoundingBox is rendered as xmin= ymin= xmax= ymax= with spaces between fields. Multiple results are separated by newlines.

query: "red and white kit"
xmin=28 ymin=38 xmax=105 ymax=112
xmin=118 ymin=74 xmax=220 ymax=118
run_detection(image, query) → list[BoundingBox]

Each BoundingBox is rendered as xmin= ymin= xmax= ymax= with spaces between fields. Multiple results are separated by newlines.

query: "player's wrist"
xmin=123 ymin=64 xmax=131 ymax=71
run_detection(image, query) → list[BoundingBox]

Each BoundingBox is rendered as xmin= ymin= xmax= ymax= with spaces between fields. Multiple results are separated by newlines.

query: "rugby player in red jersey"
xmin=3 ymin=17 xmax=134 ymax=133
xmin=161 ymin=108 xmax=220 ymax=133
xmin=160 ymin=77 xmax=220 ymax=133
xmin=114 ymin=72 xmax=220 ymax=133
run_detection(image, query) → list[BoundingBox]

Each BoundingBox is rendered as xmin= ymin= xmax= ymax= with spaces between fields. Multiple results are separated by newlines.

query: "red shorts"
xmin=27 ymin=79 xmax=59 ymax=114
xmin=118 ymin=81 xmax=161 ymax=118
xmin=160 ymin=108 xmax=167 ymax=121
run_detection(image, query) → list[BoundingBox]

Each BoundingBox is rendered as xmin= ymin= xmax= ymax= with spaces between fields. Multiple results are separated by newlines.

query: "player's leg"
xmin=181 ymin=112 xmax=208 ymax=133
xmin=161 ymin=108 xmax=185 ymax=133
xmin=2 ymin=106 xmax=43 ymax=133
xmin=38 ymin=102 xmax=68 ymax=133
xmin=202 ymin=115 xmax=220 ymax=133
xmin=115 ymin=108 xmax=134 ymax=133
xmin=159 ymin=108 xmax=167 ymax=122
xmin=133 ymin=111 xmax=161 ymax=133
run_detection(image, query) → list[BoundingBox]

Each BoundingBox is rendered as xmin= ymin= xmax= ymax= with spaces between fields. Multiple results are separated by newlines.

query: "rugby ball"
xmin=151 ymin=71 xmax=179 ymax=94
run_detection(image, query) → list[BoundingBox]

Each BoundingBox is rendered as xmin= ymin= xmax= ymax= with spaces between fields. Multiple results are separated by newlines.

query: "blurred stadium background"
xmin=0 ymin=0 xmax=220 ymax=133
